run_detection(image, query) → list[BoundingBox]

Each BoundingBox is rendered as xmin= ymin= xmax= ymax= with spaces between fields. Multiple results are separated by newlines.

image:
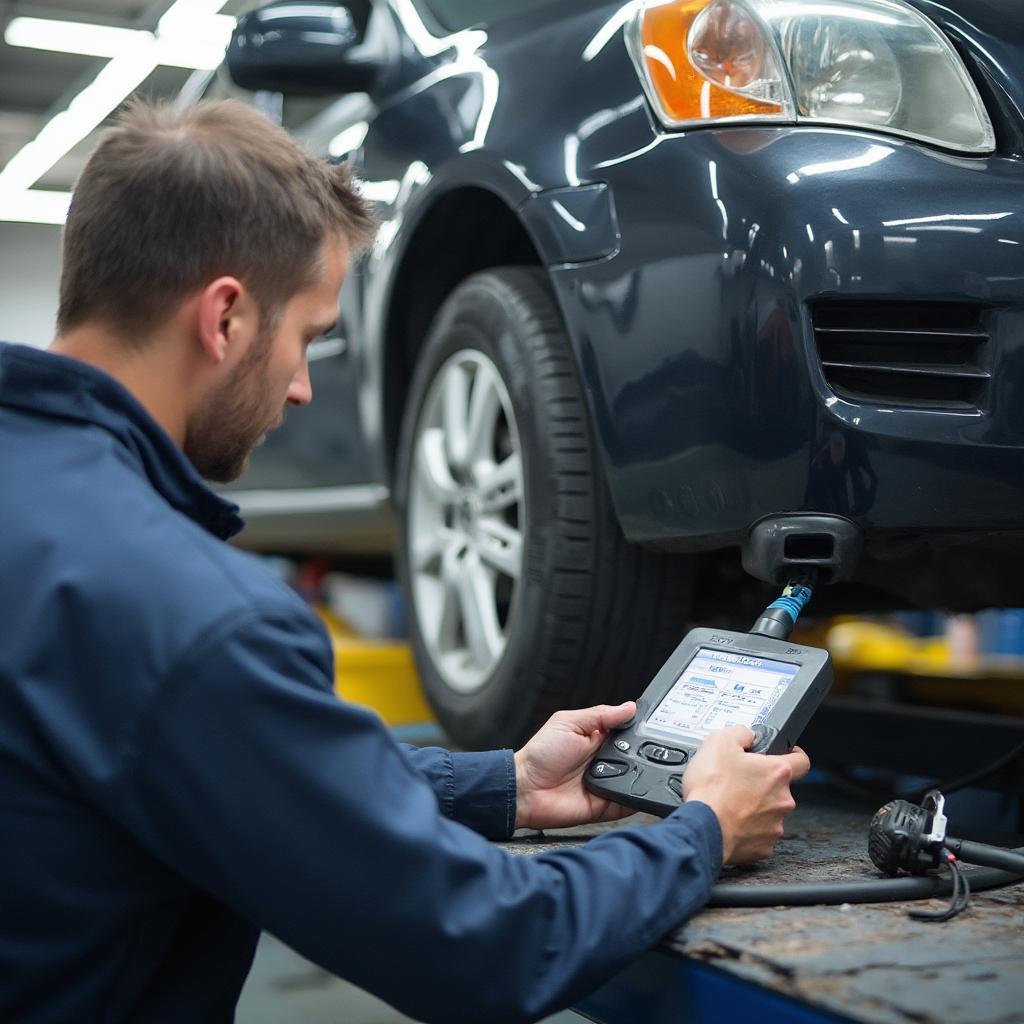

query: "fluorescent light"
xmin=156 ymin=11 xmax=235 ymax=68
xmin=3 ymin=13 xmax=234 ymax=69
xmin=5 ymin=17 xmax=149 ymax=58
xmin=158 ymin=0 xmax=233 ymax=35
xmin=0 ymin=0 xmax=234 ymax=223
xmin=0 ymin=189 xmax=72 ymax=225
xmin=0 ymin=45 xmax=160 ymax=194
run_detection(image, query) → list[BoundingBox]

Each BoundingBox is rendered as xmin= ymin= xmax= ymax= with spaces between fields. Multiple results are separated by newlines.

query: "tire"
xmin=395 ymin=267 xmax=692 ymax=750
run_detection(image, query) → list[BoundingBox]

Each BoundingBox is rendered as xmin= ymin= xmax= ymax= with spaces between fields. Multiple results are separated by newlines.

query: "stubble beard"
xmin=184 ymin=324 xmax=282 ymax=483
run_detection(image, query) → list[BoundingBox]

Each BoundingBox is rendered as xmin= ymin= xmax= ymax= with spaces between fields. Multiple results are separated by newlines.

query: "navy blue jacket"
xmin=0 ymin=341 xmax=723 ymax=1023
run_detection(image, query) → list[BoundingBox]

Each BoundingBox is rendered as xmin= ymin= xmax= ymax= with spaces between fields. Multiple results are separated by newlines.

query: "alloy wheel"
xmin=407 ymin=349 xmax=526 ymax=695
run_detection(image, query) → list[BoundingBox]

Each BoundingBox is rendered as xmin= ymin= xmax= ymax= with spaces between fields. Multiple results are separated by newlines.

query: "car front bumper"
xmin=554 ymin=126 xmax=1024 ymax=564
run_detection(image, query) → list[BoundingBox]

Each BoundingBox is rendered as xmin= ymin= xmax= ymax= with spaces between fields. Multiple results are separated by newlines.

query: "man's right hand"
xmin=682 ymin=726 xmax=810 ymax=864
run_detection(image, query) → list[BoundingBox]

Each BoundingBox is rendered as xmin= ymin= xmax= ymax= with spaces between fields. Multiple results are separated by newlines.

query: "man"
xmin=0 ymin=99 xmax=809 ymax=1022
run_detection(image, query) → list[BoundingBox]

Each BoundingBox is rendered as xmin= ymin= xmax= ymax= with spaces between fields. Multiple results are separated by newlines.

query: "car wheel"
xmin=395 ymin=267 xmax=692 ymax=749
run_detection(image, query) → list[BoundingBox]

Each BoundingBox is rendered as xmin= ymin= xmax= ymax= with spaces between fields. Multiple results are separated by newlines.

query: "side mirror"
xmin=227 ymin=1 xmax=380 ymax=96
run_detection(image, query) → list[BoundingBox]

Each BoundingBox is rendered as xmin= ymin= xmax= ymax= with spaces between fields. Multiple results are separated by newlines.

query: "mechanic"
xmin=0 ymin=99 xmax=809 ymax=1023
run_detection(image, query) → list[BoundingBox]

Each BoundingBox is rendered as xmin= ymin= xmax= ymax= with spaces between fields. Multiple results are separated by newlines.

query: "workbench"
xmin=502 ymin=796 xmax=1024 ymax=1024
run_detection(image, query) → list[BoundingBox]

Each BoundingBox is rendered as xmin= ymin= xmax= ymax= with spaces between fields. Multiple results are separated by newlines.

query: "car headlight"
xmin=630 ymin=0 xmax=995 ymax=153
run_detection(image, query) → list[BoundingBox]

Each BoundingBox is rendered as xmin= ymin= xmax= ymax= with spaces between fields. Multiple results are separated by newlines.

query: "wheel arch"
xmin=381 ymin=185 xmax=545 ymax=483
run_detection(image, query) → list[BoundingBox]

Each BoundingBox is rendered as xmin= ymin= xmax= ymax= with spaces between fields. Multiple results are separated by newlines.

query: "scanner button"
xmin=748 ymin=726 xmax=777 ymax=754
xmin=589 ymin=760 xmax=628 ymax=779
xmin=667 ymin=774 xmax=684 ymax=799
xmin=639 ymin=743 xmax=687 ymax=766
xmin=614 ymin=739 xmax=631 ymax=752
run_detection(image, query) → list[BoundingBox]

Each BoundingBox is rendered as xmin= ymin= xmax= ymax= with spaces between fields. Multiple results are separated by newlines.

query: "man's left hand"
xmin=514 ymin=703 xmax=638 ymax=830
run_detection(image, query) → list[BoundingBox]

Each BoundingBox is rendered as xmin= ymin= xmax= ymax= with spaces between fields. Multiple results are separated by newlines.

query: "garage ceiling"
xmin=0 ymin=0 xmax=250 ymax=221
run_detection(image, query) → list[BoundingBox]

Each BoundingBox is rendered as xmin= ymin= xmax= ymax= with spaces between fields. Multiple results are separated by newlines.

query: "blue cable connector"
xmin=767 ymin=583 xmax=813 ymax=623
xmin=751 ymin=580 xmax=815 ymax=640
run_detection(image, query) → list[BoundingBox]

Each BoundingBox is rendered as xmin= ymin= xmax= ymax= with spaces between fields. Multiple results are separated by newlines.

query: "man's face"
xmin=185 ymin=236 xmax=348 ymax=482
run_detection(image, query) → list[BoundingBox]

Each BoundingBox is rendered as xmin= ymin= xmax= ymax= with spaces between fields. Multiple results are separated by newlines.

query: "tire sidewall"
xmin=395 ymin=272 xmax=566 ymax=748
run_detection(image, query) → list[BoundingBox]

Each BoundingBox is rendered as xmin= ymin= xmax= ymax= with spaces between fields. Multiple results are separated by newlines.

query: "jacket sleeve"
xmin=110 ymin=605 xmax=723 ymax=1024
xmin=399 ymin=745 xmax=516 ymax=840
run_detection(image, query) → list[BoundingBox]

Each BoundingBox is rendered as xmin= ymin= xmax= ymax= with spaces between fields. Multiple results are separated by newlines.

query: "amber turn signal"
xmin=635 ymin=0 xmax=786 ymax=126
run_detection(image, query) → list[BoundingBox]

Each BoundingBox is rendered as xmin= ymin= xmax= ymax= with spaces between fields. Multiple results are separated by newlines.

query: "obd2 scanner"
xmin=585 ymin=583 xmax=831 ymax=817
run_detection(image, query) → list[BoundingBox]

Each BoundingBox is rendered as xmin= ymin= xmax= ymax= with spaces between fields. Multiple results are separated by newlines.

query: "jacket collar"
xmin=0 ymin=342 xmax=244 ymax=540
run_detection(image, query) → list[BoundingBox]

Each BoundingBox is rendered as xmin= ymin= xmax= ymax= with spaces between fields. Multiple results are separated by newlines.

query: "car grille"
xmin=811 ymin=302 xmax=991 ymax=410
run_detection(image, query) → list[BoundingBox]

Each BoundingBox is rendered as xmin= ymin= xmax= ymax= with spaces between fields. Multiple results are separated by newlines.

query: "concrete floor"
xmin=236 ymin=933 xmax=414 ymax=1024
xmin=237 ymin=932 xmax=583 ymax=1023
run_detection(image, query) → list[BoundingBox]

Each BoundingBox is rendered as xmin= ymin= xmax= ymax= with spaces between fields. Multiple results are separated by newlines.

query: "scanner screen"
xmin=648 ymin=648 xmax=799 ymax=740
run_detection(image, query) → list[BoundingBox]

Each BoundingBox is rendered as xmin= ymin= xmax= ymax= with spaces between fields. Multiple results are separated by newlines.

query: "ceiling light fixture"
xmin=0 ymin=189 xmax=73 ymax=225
xmin=5 ymin=18 xmax=150 ymax=59
xmin=5 ymin=14 xmax=234 ymax=67
xmin=0 ymin=0 xmax=234 ymax=224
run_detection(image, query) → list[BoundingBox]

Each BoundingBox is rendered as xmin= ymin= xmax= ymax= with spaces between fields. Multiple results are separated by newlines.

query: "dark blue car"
xmin=199 ymin=0 xmax=1024 ymax=747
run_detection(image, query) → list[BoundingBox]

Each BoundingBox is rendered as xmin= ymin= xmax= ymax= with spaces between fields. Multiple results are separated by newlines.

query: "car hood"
xmin=909 ymin=0 xmax=1024 ymax=138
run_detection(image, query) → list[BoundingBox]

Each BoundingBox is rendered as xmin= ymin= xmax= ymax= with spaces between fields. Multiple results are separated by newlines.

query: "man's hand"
xmin=514 ymin=703 xmax=639 ymax=830
xmin=682 ymin=725 xmax=811 ymax=864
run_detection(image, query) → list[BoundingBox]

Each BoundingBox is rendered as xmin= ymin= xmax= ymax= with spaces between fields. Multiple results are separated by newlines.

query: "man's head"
xmin=56 ymin=98 xmax=376 ymax=481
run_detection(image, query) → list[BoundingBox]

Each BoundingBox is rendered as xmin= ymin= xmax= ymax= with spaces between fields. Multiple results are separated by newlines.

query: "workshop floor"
xmin=237 ymin=932 xmax=581 ymax=1023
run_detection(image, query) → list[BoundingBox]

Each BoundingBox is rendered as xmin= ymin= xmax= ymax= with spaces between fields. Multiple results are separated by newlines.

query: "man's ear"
xmin=196 ymin=276 xmax=253 ymax=365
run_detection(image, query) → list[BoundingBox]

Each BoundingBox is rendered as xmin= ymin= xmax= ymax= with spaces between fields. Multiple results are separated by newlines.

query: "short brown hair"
xmin=58 ymin=98 xmax=376 ymax=339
